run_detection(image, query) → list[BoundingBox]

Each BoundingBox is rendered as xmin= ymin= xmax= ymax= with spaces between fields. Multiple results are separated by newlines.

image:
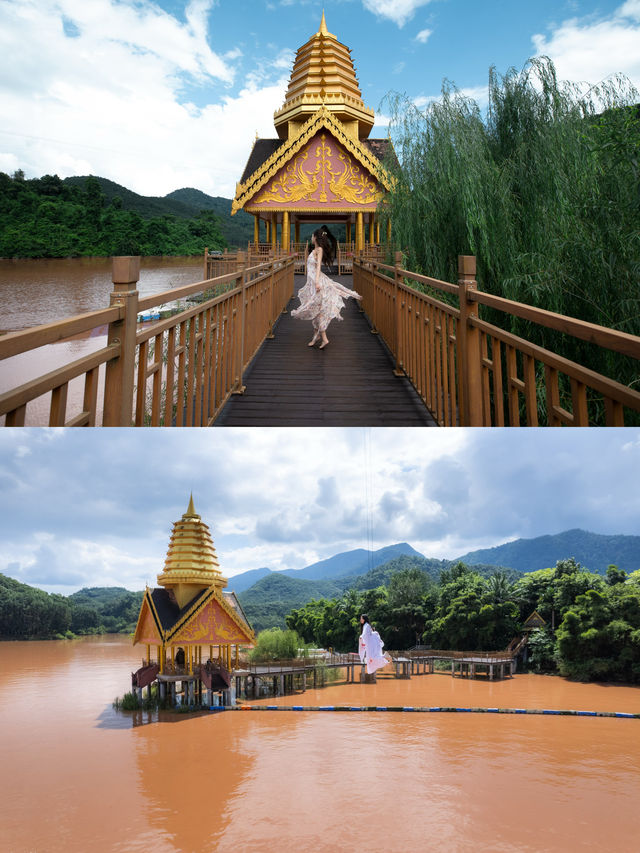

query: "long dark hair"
xmin=360 ymin=614 xmax=370 ymax=625
xmin=310 ymin=225 xmax=337 ymax=266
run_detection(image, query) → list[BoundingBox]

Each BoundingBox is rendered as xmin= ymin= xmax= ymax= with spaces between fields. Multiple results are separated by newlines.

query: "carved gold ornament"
xmin=254 ymin=132 xmax=383 ymax=207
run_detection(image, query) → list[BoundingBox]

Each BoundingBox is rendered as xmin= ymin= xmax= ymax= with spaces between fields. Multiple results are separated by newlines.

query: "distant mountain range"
xmin=232 ymin=529 xmax=640 ymax=631
xmin=62 ymin=176 xmax=255 ymax=247
xmin=455 ymin=528 xmax=640 ymax=574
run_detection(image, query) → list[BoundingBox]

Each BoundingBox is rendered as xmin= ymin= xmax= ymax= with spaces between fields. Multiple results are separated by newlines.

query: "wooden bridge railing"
xmin=0 ymin=254 xmax=295 ymax=427
xmin=354 ymin=255 xmax=640 ymax=426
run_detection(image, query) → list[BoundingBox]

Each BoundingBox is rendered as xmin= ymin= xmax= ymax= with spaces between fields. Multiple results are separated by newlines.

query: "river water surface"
xmin=1 ymin=636 xmax=639 ymax=853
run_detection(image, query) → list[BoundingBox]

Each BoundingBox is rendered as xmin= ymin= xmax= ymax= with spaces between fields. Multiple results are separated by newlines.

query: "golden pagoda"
xmin=133 ymin=496 xmax=254 ymax=685
xmin=232 ymin=12 xmax=395 ymax=253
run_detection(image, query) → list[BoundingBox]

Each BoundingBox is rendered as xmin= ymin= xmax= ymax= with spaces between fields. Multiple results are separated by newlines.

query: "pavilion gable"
xmin=133 ymin=593 xmax=163 ymax=646
xmin=167 ymin=588 xmax=254 ymax=645
xmin=232 ymin=107 xmax=392 ymax=215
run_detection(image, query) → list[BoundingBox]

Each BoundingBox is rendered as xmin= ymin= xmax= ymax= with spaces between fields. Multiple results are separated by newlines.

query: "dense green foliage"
xmin=0 ymin=574 xmax=143 ymax=638
xmin=383 ymin=58 xmax=640 ymax=402
xmin=248 ymin=627 xmax=309 ymax=662
xmin=286 ymin=558 xmax=640 ymax=683
xmin=0 ymin=172 xmax=228 ymax=257
xmin=237 ymin=554 xmax=518 ymax=632
xmin=239 ymin=573 xmax=343 ymax=633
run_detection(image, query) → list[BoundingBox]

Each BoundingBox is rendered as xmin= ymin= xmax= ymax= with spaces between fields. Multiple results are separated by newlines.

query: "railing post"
xmin=232 ymin=259 xmax=248 ymax=395
xmin=103 ymin=256 xmax=140 ymax=426
xmin=203 ymin=246 xmax=208 ymax=280
xmin=457 ymin=255 xmax=483 ymax=425
xmin=393 ymin=250 xmax=404 ymax=376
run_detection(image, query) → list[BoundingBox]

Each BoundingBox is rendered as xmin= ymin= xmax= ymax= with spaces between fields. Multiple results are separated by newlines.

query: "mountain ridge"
xmin=62 ymin=176 xmax=254 ymax=246
xmin=455 ymin=528 xmax=640 ymax=574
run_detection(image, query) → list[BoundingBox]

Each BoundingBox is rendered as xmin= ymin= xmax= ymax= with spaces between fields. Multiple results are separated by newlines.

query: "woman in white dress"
xmin=359 ymin=614 xmax=388 ymax=675
xmin=291 ymin=226 xmax=362 ymax=349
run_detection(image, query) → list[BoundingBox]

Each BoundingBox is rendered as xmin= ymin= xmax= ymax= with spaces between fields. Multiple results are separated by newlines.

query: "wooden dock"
xmin=215 ymin=274 xmax=437 ymax=426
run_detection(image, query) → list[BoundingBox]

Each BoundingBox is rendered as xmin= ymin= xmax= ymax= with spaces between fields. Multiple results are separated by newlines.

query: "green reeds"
xmin=382 ymin=57 xmax=640 ymax=401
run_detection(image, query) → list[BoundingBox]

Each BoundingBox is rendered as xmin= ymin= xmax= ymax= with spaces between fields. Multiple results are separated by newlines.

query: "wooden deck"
xmin=216 ymin=274 xmax=437 ymax=426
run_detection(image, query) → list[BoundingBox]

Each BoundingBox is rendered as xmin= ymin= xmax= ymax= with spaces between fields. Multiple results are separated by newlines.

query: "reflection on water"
xmin=0 ymin=636 xmax=639 ymax=853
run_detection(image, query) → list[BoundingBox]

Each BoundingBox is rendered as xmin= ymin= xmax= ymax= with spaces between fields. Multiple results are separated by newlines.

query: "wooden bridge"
xmin=2 ymin=247 xmax=640 ymax=426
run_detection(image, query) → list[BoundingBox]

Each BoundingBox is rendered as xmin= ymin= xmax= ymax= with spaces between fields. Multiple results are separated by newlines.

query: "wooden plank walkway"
xmin=216 ymin=274 xmax=437 ymax=426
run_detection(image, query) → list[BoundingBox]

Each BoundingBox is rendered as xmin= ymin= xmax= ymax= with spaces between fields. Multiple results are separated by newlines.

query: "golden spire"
xmin=273 ymin=13 xmax=374 ymax=140
xmin=185 ymin=492 xmax=196 ymax=518
xmin=157 ymin=495 xmax=228 ymax=609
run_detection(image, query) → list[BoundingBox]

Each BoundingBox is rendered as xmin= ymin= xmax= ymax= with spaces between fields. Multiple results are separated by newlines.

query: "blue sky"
xmin=1 ymin=0 xmax=638 ymax=197
xmin=1 ymin=427 xmax=639 ymax=594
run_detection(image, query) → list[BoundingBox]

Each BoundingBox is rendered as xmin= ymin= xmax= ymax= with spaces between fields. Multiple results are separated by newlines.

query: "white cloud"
xmin=532 ymin=1 xmax=640 ymax=92
xmin=362 ymin=0 xmax=434 ymax=28
xmin=0 ymin=0 xmax=290 ymax=196
xmin=2 ymin=428 xmax=639 ymax=593
xmin=415 ymin=27 xmax=432 ymax=43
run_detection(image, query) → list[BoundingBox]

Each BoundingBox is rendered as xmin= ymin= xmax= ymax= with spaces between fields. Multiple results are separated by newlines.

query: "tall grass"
xmin=382 ymin=57 xmax=640 ymax=389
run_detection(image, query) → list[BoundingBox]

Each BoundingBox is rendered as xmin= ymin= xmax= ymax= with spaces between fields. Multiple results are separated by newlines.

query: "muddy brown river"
xmin=1 ymin=636 xmax=639 ymax=852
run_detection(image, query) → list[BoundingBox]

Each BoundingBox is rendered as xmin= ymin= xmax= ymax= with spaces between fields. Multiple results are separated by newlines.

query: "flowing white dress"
xmin=291 ymin=251 xmax=361 ymax=333
xmin=359 ymin=622 xmax=388 ymax=675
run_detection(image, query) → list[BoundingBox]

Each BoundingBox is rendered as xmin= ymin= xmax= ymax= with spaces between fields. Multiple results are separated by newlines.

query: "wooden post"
xmin=203 ymin=247 xmax=208 ymax=280
xmin=103 ymin=256 xmax=140 ymax=426
xmin=271 ymin=214 xmax=277 ymax=254
xmin=457 ymin=255 xmax=483 ymax=426
xmin=393 ymin=250 xmax=404 ymax=376
xmin=253 ymin=216 xmax=260 ymax=246
xmin=369 ymin=212 xmax=375 ymax=245
xmin=233 ymin=255 xmax=247 ymax=395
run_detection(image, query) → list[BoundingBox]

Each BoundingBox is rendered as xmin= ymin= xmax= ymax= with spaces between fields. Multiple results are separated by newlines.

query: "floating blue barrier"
xmin=213 ymin=704 xmax=639 ymax=719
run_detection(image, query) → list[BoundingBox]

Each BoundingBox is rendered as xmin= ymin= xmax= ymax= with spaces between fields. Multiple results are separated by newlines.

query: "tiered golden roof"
xmin=156 ymin=495 xmax=228 ymax=609
xmin=273 ymin=11 xmax=375 ymax=141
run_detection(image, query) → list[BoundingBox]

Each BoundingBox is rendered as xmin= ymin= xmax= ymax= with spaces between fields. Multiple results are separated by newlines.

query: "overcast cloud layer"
xmin=1 ymin=428 xmax=638 ymax=595
xmin=0 ymin=0 xmax=638 ymax=197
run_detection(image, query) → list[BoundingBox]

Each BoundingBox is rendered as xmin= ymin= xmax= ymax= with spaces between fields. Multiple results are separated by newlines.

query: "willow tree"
xmin=382 ymin=57 xmax=640 ymax=387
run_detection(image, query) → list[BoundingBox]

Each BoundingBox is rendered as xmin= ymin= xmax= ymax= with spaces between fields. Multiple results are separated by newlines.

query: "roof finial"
xmin=319 ymin=9 xmax=328 ymax=35
xmin=186 ymin=492 xmax=196 ymax=517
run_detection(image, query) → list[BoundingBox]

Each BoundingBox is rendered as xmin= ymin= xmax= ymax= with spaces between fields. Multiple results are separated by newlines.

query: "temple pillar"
xmin=369 ymin=213 xmax=375 ymax=245
xmin=271 ymin=214 xmax=278 ymax=253
xmin=387 ymin=219 xmax=392 ymax=243
xmin=254 ymin=215 xmax=260 ymax=245
xmin=294 ymin=220 xmax=300 ymax=245
xmin=356 ymin=211 xmax=364 ymax=254
xmin=376 ymin=220 xmax=381 ymax=243
xmin=266 ymin=219 xmax=271 ymax=243
xmin=282 ymin=211 xmax=290 ymax=251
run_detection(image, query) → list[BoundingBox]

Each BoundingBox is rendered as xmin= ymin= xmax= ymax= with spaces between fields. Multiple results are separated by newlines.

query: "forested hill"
xmin=0 ymin=171 xmax=253 ymax=258
xmin=457 ymin=529 xmax=640 ymax=574
xmin=0 ymin=573 xmax=142 ymax=639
